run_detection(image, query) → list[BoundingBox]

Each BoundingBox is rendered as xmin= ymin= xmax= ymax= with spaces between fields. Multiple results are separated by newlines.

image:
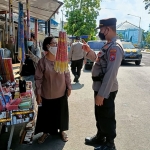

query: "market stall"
xmin=0 ymin=48 xmax=38 ymax=150
xmin=0 ymin=74 xmax=38 ymax=150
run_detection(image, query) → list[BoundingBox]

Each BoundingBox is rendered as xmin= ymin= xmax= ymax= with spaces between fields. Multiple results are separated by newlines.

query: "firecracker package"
xmin=54 ymin=31 xmax=69 ymax=73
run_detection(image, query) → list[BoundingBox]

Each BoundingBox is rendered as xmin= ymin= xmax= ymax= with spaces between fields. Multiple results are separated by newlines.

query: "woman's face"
xmin=49 ymin=38 xmax=57 ymax=47
xmin=47 ymin=38 xmax=58 ymax=56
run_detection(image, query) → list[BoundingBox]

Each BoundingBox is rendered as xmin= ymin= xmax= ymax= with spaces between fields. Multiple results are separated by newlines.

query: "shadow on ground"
xmin=121 ymin=62 xmax=143 ymax=67
xmin=71 ymin=83 xmax=84 ymax=90
xmin=0 ymin=125 xmax=66 ymax=150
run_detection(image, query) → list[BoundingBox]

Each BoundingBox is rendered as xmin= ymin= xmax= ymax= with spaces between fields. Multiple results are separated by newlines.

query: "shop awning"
xmin=30 ymin=18 xmax=59 ymax=26
xmin=0 ymin=0 xmax=63 ymax=21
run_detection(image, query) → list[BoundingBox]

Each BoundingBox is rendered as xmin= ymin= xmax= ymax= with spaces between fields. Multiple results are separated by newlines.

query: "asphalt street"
xmin=0 ymin=53 xmax=150 ymax=150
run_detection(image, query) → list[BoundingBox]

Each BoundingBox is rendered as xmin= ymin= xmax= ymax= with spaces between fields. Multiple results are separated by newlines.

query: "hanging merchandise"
xmin=54 ymin=31 xmax=68 ymax=73
xmin=26 ymin=0 xmax=30 ymax=40
xmin=18 ymin=2 xmax=25 ymax=62
xmin=9 ymin=0 xmax=15 ymax=45
xmin=0 ymin=57 xmax=14 ymax=83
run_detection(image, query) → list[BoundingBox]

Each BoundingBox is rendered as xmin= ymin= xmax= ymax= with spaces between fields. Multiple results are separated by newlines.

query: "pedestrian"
xmin=34 ymin=36 xmax=72 ymax=144
xmin=68 ymin=36 xmax=86 ymax=83
xmin=82 ymin=18 xmax=124 ymax=150
xmin=19 ymin=33 xmax=41 ymax=89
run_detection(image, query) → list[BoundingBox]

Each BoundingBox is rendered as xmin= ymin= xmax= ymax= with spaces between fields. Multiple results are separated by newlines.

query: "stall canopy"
xmin=0 ymin=0 xmax=63 ymax=21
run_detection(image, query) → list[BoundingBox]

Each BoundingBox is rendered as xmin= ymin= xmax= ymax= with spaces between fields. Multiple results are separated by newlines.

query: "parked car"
xmin=85 ymin=40 xmax=106 ymax=70
xmin=120 ymin=41 xmax=142 ymax=65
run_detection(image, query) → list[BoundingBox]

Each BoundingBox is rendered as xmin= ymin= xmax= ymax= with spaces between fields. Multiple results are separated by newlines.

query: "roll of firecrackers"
xmin=0 ymin=58 xmax=14 ymax=83
xmin=54 ymin=31 xmax=68 ymax=74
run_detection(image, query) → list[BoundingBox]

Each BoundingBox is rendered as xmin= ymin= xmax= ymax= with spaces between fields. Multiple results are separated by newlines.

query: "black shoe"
xmin=85 ymin=135 xmax=105 ymax=146
xmin=94 ymin=144 xmax=116 ymax=150
xmin=73 ymin=75 xmax=79 ymax=82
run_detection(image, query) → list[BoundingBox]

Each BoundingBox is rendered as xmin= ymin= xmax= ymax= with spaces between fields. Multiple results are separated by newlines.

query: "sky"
xmin=97 ymin=0 xmax=150 ymax=31
xmin=61 ymin=0 xmax=150 ymax=31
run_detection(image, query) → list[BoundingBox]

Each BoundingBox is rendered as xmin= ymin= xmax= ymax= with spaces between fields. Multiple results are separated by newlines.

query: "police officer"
xmin=68 ymin=36 xmax=86 ymax=82
xmin=82 ymin=18 xmax=124 ymax=150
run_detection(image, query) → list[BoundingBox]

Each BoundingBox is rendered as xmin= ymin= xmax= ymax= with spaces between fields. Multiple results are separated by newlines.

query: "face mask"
xmin=99 ymin=28 xmax=109 ymax=40
xmin=99 ymin=32 xmax=106 ymax=40
xmin=27 ymin=41 xmax=33 ymax=47
xmin=48 ymin=46 xmax=57 ymax=56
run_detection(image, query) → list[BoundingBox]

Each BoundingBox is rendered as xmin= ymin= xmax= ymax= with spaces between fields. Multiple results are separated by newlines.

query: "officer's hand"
xmin=95 ymin=95 xmax=104 ymax=106
xmin=82 ymin=39 xmax=91 ymax=53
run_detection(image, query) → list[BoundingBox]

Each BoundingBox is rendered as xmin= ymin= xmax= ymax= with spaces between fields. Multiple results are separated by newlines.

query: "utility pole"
xmin=128 ymin=14 xmax=141 ymax=47
xmin=61 ymin=9 xmax=63 ymax=31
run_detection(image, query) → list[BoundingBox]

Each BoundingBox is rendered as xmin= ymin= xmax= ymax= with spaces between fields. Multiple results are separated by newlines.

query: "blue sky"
xmin=97 ymin=0 xmax=150 ymax=31
xmin=61 ymin=0 xmax=150 ymax=31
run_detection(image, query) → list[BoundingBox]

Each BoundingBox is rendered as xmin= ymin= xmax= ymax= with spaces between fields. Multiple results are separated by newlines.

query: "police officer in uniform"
xmin=82 ymin=18 xmax=124 ymax=150
xmin=68 ymin=36 xmax=86 ymax=82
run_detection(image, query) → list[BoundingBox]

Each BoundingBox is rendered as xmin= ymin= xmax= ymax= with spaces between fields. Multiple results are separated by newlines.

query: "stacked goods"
xmin=0 ymin=58 xmax=14 ymax=83
xmin=54 ymin=31 xmax=68 ymax=73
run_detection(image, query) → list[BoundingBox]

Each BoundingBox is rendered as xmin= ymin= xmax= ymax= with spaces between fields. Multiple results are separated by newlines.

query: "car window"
xmin=87 ymin=41 xmax=105 ymax=51
xmin=122 ymin=43 xmax=135 ymax=49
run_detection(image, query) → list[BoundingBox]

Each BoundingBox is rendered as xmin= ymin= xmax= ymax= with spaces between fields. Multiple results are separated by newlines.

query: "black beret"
xmin=76 ymin=36 xmax=80 ymax=40
xmin=96 ymin=18 xmax=117 ymax=29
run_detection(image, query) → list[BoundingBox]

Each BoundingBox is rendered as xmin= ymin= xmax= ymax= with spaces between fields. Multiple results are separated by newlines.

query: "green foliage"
xmin=146 ymin=32 xmax=150 ymax=44
xmin=143 ymin=0 xmax=150 ymax=12
xmin=63 ymin=0 xmax=101 ymax=40
xmin=117 ymin=33 xmax=124 ymax=39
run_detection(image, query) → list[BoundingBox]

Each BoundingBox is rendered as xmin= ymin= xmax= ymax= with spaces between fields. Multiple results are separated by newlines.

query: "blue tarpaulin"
xmin=68 ymin=35 xmax=89 ymax=39
xmin=30 ymin=17 xmax=58 ymax=26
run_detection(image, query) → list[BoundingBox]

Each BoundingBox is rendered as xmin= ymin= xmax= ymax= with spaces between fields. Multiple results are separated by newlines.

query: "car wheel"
xmin=135 ymin=60 xmax=141 ymax=65
xmin=85 ymin=64 xmax=92 ymax=70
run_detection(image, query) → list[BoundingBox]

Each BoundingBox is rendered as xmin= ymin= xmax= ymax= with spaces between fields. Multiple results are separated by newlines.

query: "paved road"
xmin=141 ymin=53 xmax=150 ymax=66
xmin=0 ymin=60 xmax=150 ymax=150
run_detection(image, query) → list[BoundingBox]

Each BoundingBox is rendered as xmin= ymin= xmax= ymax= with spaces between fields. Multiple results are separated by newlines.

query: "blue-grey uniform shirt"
xmin=86 ymin=37 xmax=124 ymax=98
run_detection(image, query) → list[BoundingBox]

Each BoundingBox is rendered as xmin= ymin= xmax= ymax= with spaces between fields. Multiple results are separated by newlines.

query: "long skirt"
xmin=34 ymin=94 xmax=69 ymax=135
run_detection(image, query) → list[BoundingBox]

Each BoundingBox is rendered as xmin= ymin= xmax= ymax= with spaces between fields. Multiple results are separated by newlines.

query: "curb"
xmin=141 ymin=51 xmax=150 ymax=54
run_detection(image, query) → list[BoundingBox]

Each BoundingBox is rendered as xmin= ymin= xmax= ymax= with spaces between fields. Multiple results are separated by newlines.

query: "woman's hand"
xmin=36 ymin=95 xmax=42 ymax=105
xmin=67 ymin=89 xmax=71 ymax=97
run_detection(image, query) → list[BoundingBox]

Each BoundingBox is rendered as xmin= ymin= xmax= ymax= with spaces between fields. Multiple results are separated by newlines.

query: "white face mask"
xmin=27 ymin=41 xmax=33 ymax=47
xmin=48 ymin=46 xmax=57 ymax=56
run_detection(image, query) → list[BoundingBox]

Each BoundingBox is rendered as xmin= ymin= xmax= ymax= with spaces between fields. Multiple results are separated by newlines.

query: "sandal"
xmin=61 ymin=131 xmax=68 ymax=142
xmin=38 ymin=133 xmax=50 ymax=144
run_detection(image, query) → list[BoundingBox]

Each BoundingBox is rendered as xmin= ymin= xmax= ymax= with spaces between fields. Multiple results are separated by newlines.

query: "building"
xmin=117 ymin=21 xmax=143 ymax=47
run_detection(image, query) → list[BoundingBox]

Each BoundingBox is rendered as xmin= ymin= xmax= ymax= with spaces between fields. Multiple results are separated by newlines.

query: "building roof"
xmin=0 ymin=0 xmax=63 ymax=21
xmin=117 ymin=21 xmax=140 ymax=30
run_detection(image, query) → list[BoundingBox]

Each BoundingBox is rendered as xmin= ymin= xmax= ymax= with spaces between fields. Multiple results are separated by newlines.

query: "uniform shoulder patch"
xmin=109 ymin=49 xmax=117 ymax=61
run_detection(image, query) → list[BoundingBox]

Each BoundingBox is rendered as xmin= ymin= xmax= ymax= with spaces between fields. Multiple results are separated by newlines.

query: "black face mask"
xmin=98 ymin=32 xmax=106 ymax=40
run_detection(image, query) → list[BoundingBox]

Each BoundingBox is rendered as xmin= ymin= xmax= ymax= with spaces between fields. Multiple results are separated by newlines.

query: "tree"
xmin=143 ymin=0 xmax=150 ymax=12
xmin=63 ymin=0 xmax=101 ymax=40
xmin=146 ymin=32 xmax=150 ymax=45
xmin=117 ymin=33 xmax=123 ymax=39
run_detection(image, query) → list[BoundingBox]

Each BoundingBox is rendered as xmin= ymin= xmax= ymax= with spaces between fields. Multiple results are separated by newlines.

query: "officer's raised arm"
xmin=98 ymin=46 xmax=123 ymax=98
xmin=82 ymin=39 xmax=97 ymax=62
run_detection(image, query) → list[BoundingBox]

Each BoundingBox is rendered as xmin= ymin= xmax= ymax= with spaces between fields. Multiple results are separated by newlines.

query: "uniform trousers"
xmin=94 ymin=91 xmax=118 ymax=143
xmin=71 ymin=58 xmax=84 ymax=78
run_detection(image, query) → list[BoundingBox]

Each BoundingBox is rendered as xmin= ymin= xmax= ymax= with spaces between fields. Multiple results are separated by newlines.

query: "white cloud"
xmin=96 ymin=0 xmax=150 ymax=31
